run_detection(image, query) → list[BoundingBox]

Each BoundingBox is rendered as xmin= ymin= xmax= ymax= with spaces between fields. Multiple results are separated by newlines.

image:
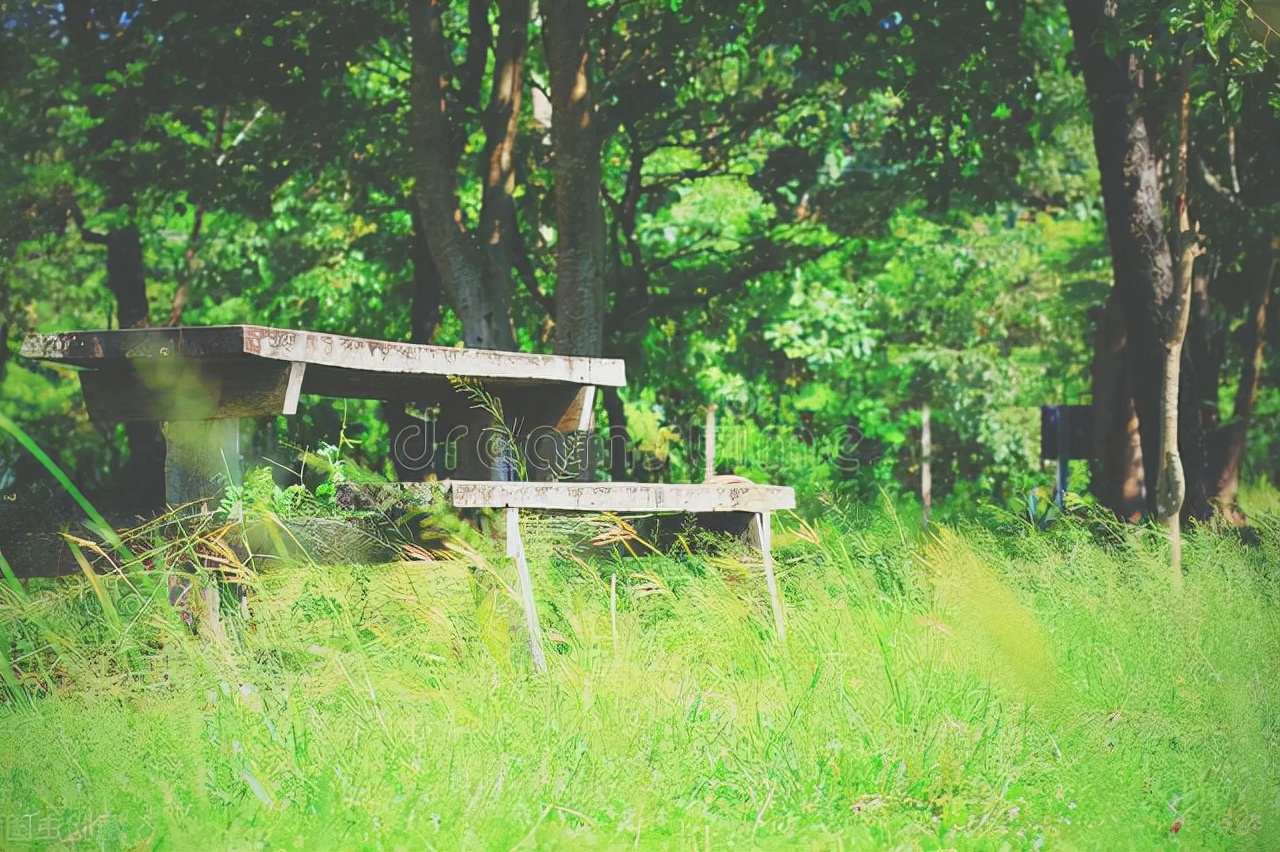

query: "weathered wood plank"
xmin=79 ymin=359 xmax=301 ymax=421
xmin=432 ymin=480 xmax=796 ymax=513
xmin=244 ymin=326 xmax=626 ymax=387
xmin=22 ymin=327 xmax=245 ymax=361
xmin=22 ymin=325 xmax=626 ymax=389
xmin=554 ymin=386 xmax=596 ymax=433
xmin=282 ymin=362 xmax=307 ymax=414
xmin=25 ymin=327 xmax=622 ymax=484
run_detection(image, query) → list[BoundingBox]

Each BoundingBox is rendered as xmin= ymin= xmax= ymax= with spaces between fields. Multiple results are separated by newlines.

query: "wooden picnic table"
xmin=20 ymin=324 xmax=794 ymax=658
xmin=22 ymin=325 xmax=627 ymax=502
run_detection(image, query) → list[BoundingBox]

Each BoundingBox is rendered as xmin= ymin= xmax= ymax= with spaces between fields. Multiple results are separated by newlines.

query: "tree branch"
xmin=216 ymin=105 xmax=267 ymax=166
xmin=458 ymin=0 xmax=493 ymax=114
xmin=1196 ymin=156 xmax=1247 ymax=211
xmin=512 ymin=228 xmax=555 ymax=315
xmin=1155 ymin=52 xmax=1199 ymax=585
xmin=62 ymin=193 xmax=110 ymax=245
xmin=606 ymin=237 xmax=833 ymax=333
xmin=477 ymin=0 xmax=541 ymax=317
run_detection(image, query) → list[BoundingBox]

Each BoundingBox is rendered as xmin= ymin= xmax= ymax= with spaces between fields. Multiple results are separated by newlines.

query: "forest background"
xmin=2 ymin=4 xmax=1279 ymax=849
xmin=0 ymin=0 xmax=1277 ymax=521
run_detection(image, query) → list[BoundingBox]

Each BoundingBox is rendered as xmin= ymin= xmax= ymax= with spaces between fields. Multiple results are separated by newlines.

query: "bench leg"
xmin=167 ymin=574 xmax=228 ymax=642
xmin=756 ymin=512 xmax=786 ymax=641
xmin=200 ymin=583 xmax=227 ymax=643
xmin=506 ymin=507 xmax=547 ymax=671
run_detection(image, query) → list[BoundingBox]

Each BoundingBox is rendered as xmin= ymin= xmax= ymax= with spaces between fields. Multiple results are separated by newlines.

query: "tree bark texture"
xmin=409 ymin=200 xmax=444 ymax=344
xmin=105 ymin=221 xmax=167 ymax=512
xmin=1179 ymin=266 xmax=1219 ymax=520
xmin=1089 ymin=290 xmax=1148 ymax=520
xmin=601 ymin=386 xmax=631 ymax=482
xmin=386 ymin=201 xmax=445 ymax=482
xmin=104 ymin=223 xmax=150 ymax=328
xmin=408 ymin=0 xmax=517 ymax=350
xmin=1068 ymin=0 xmax=1177 ymax=520
xmin=479 ymin=0 xmax=531 ymax=298
xmin=544 ymin=0 xmax=607 ymax=357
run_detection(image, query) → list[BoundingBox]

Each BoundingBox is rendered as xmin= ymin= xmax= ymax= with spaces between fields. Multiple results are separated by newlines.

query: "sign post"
xmin=1040 ymin=405 xmax=1092 ymax=508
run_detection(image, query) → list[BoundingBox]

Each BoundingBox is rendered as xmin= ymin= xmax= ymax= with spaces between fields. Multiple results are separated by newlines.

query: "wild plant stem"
xmin=0 ymin=412 xmax=125 ymax=553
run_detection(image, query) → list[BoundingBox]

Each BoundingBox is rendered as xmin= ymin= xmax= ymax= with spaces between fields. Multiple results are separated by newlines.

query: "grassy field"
xmin=0 ymin=497 xmax=1277 ymax=851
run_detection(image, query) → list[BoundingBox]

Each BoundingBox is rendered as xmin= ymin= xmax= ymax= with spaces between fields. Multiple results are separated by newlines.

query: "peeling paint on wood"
xmin=433 ymin=480 xmax=796 ymax=513
xmin=336 ymin=480 xmax=795 ymax=513
xmin=22 ymin=325 xmax=626 ymax=387
xmin=23 ymin=328 xmax=624 ymax=453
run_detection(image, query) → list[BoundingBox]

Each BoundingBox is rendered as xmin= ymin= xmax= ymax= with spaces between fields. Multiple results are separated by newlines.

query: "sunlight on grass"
xmin=0 ymin=502 xmax=1276 ymax=850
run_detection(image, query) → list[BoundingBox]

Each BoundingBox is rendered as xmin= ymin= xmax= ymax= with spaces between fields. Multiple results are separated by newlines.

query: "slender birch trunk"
xmin=1155 ymin=56 xmax=1202 ymax=592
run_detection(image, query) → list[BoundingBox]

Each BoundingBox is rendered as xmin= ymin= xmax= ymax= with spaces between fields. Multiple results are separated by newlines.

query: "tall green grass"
xmin=0 ymin=501 xmax=1276 ymax=850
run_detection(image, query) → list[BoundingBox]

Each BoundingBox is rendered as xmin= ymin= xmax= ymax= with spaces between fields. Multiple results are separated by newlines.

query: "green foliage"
xmin=1 ymin=0 xmax=1276 ymax=518
xmin=449 ymin=376 xmax=527 ymax=481
xmin=218 ymin=465 xmax=325 ymax=522
xmin=0 ymin=2 xmax=1278 ymax=844
xmin=638 ymin=206 xmax=1109 ymax=506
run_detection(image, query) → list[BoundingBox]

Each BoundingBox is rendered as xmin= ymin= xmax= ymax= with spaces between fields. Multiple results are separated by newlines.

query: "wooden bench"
xmin=21 ymin=325 xmax=795 ymax=660
xmin=456 ymin=480 xmax=793 ymax=658
xmin=345 ymin=478 xmax=795 ymax=667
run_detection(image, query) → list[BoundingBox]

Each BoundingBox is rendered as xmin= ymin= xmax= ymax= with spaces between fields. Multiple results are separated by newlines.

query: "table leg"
xmin=162 ymin=420 xmax=242 ymax=638
xmin=756 ymin=511 xmax=786 ymax=641
xmin=506 ymin=507 xmax=547 ymax=671
xmin=162 ymin=419 xmax=242 ymax=509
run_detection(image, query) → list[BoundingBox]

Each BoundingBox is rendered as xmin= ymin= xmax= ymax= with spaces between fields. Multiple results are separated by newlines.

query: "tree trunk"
xmin=408 ymin=0 xmax=516 ymax=351
xmin=1089 ymin=279 xmax=1149 ymax=521
xmin=105 ymin=222 xmax=150 ymax=328
xmin=62 ymin=1 xmax=166 ymax=512
xmin=1180 ymin=265 xmax=1220 ymax=521
xmin=101 ymin=203 xmax=167 ymax=513
xmin=1155 ymin=56 xmax=1199 ymax=591
xmin=0 ymin=262 xmax=9 ymax=387
xmin=409 ymin=200 xmax=443 ymax=344
xmin=1068 ymin=0 xmax=1175 ymax=520
xmin=543 ymin=0 xmax=607 ymax=357
xmin=601 ymin=386 xmax=631 ymax=481
xmin=403 ymin=0 xmax=551 ymax=480
xmin=387 ymin=201 xmax=445 ymax=482
xmin=479 ymin=0 xmax=531 ymax=297
xmin=1210 ymin=245 xmax=1276 ymax=522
